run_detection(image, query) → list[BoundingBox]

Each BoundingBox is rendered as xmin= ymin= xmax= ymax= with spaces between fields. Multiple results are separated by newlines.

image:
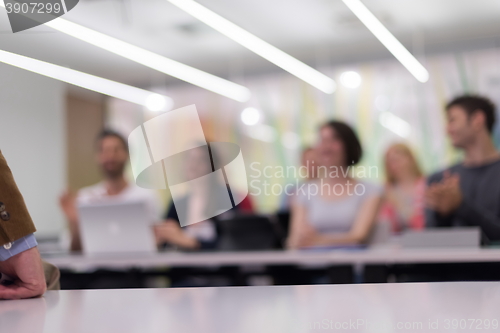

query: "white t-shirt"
xmin=77 ymin=181 xmax=162 ymax=223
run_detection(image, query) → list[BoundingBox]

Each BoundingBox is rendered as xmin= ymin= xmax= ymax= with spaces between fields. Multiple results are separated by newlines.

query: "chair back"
xmin=217 ymin=215 xmax=280 ymax=251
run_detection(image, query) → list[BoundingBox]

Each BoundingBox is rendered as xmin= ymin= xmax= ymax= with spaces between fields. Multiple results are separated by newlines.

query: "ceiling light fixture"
xmin=165 ymin=0 xmax=336 ymax=94
xmin=0 ymin=49 xmax=173 ymax=111
xmin=245 ymin=124 xmax=277 ymax=142
xmin=342 ymin=0 xmax=429 ymax=83
xmin=0 ymin=1 xmax=251 ymax=102
xmin=379 ymin=111 xmax=411 ymax=138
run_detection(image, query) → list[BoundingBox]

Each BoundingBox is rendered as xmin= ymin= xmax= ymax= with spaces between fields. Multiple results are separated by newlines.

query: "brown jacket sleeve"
xmin=0 ymin=151 xmax=36 ymax=246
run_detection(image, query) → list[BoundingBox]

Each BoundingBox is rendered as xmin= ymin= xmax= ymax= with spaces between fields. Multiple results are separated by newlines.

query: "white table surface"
xmin=1 ymin=282 xmax=500 ymax=333
xmin=42 ymin=247 xmax=500 ymax=272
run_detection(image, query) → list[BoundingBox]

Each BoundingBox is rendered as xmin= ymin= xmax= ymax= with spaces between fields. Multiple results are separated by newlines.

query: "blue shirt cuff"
xmin=0 ymin=234 xmax=38 ymax=261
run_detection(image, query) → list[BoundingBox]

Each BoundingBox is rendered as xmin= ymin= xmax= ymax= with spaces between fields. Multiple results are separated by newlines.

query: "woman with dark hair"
xmin=287 ymin=121 xmax=382 ymax=249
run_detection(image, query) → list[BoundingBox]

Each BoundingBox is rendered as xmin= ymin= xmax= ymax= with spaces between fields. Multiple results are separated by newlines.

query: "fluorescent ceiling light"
xmin=0 ymin=2 xmax=251 ymax=102
xmin=342 ymin=0 xmax=429 ymax=83
xmin=0 ymin=49 xmax=173 ymax=111
xmin=379 ymin=111 xmax=411 ymax=138
xmin=166 ymin=0 xmax=336 ymax=94
xmin=245 ymin=124 xmax=277 ymax=142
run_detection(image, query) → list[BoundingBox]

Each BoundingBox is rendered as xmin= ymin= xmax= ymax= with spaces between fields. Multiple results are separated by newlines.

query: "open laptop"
xmin=400 ymin=227 xmax=481 ymax=249
xmin=78 ymin=201 xmax=157 ymax=254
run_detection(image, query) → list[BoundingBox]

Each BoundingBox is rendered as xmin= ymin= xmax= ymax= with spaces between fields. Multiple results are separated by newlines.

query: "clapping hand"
xmin=425 ymin=171 xmax=463 ymax=216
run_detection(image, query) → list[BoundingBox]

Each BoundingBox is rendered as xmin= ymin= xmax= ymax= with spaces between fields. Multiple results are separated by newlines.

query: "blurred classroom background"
xmin=1 ymin=0 xmax=500 ymax=287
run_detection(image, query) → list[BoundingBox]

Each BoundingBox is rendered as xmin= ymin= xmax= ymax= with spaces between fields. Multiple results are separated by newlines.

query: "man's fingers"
xmin=428 ymin=181 xmax=446 ymax=192
xmin=0 ymin=247 xmax=47 ymax=300
xmin=0 ymin=284 xmax=25 ymax=300
xmin=0 ymin=284 xmax=44 ymax=300
xmin=425 ymin=188 xmax=445 ymax=210
xmin=449 ymin=173 xmax=461 ymax=185
xmin=441 ymin=172 xmax=460 ymax=186
xmin=425 ymin=196 xmax=438 ymax=209
xmin=426 ymin=186 xmax=443 ymax=199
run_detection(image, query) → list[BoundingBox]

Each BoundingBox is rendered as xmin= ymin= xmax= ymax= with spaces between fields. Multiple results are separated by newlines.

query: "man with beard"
xmin=60 ymin=130 xmax=161 ymax=252
xmin=426 ymin=95 xmax=500 ymax=242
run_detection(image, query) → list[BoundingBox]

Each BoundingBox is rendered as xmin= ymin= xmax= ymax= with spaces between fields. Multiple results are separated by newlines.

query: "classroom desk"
xmin=1 ymin=282 xmax=500 ymax=333
xmin=42 ymin=247 xmax=500 ymax=272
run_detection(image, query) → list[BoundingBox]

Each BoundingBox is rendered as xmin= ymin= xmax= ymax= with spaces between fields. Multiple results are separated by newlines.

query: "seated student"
xmin=278 ymin=146 xmax=318 ymax=212
xmin=59 ymin=130 xmax=162 ymax=252
xmin=426 ymin=95 xmax=500 ymax=242
xmin=287 ymin=121 xmax=382 ymax=249
xmin=379 ymin=143 xmax=426 ymax=233
xmin=156 ymin=145 xmax=253 ymax=250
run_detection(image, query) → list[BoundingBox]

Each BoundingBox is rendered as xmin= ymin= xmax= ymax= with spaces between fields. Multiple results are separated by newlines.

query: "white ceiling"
xmin=1 ymin=0 xmax=500 ymax=92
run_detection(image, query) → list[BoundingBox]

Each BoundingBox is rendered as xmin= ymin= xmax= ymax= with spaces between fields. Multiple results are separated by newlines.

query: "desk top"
xmin=42 ymin=247 xmax=500 ymax=272
xmin=1 ymin=282 xmax=500 ymax=333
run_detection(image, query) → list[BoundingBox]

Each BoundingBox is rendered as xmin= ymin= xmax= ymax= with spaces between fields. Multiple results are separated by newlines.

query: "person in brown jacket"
xmin=0 ymin=150 xmax=48 ymax=299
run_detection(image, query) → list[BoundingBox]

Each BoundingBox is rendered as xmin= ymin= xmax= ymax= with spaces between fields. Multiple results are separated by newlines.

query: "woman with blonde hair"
xmin=380 ymin=143 xmax=426 ymax=233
